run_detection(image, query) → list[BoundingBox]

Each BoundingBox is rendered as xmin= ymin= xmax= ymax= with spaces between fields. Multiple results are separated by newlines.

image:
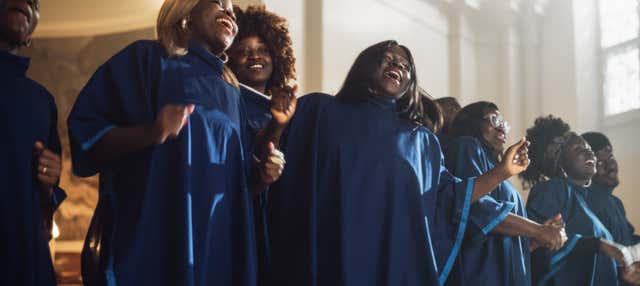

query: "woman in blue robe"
xmin=67 ymin=0 xmax=293 ymax=285
xmin=1 ymin=0 xmax=66 ymax=285
xmin=265 ymin=40 xmax=531 ymax=286
xmin=444 ymin=102 xmax=565 ymax=286
xmin=227 ymin=7 xmax=297 ymax=281
xmin=521 ymin=115 xmax=636 ymax=286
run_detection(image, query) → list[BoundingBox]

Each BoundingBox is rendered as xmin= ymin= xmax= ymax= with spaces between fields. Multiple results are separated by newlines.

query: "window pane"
xmin=600 ymin=0 xmax=639 ymax=48
xmin=603 ymin=47 xmax=640 ymax=115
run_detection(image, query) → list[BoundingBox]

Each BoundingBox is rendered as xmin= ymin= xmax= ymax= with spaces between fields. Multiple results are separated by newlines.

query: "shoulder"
xmin=24 ymin=79 xmax=56 ymax=109
xmin=296 ymin=92 xmax=335 ymax=112
xmin=102 ymin=40 xmax=164 ymax=68
xmin=450 ymin=136 xmax=484 ymax=152
xmin=298 ymin=92 xmax=334 ymax=104
xmin=529 ymin=178 xmax=569 ymax=201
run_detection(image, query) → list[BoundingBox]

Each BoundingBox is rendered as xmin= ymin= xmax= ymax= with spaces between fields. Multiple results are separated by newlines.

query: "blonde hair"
xmin=156 ymin=0 xmax=239 ymax=88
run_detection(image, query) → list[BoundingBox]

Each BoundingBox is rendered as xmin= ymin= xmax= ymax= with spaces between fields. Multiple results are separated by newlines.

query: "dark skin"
xmin=559 ymin=136 xmax=596 ymax=187
xmin=477 ymin=108 xmax=566 ymax=251
xmin=559 ymin=136 xmax=640 ymax=284
xmin=88 ymin=0 xmax=296 ymax=197
xmin=593 ymin=145 xmax=620 ymax=188
xmin=229 ymin=35 xmax=273 ymax=94
xmin=481 ymin=109 xmax=507 ymax=155
xmin=1 ymin=0 xmax=61 ymax=229
xmin=371 ymin=46 xmax=530 ymax=204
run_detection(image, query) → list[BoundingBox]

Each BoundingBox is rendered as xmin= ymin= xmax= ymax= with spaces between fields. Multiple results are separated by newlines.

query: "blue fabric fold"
xmin=266 ymin=93 xmax=475 ymax=286
xmin=526 ymin=177 xmax=619 ymax=286
xmin=1 ymin=49 xmax=65 ymax=286
xmin=443 ymin=136 xmax=531 ymax=286
xmin=67 ymin=40 xmax=257 ymax=286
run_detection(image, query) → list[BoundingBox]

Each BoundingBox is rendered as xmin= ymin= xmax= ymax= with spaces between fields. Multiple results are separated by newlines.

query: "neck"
xmin=249 ymin=83 xmax=267 ymax=94
xmin=0 ymin=39 xmax=20 ymax=55
xmin=568 ymin=177 xmax=591 ymax=187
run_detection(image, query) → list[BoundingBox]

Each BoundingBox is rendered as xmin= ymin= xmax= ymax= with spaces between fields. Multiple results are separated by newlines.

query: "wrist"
xmin=495 ymin=163 xmax=511 ymax=181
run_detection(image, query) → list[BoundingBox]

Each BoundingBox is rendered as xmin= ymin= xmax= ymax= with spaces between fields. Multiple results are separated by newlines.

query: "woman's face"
xmin=189 ymin=0 xmax=237 ymax=55
xmin=0 ymin=0 xmax=39 ymax=48
xmin=593 ymin=145 xmax=619 ymax=187
xmin=372 ymin=45 xmax=412 ymax=99
xmin=560 ymin=135 xmax=597 ymax=181
xmin=480 ymin=109 xmax=508 ymax=154
xmin=229 ymin=35 xmax=273 ymax=89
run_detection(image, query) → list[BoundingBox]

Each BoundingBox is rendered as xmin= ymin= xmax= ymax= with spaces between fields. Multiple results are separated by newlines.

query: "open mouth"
xmin=585 ymin=159 xmax=595 ymax=167
xmin=497 ymin=132 xmax=507 ymax=142
xmin=216 ymin=16 xmax=235 ymax=35
xmin=247 ymin=62 xmax=264 ymax=71
xmin=384 ymin=70 xmax=402 ymax=85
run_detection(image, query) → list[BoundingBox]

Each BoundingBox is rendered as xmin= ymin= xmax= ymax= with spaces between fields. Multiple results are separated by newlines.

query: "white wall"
xmin=262 ymin=0 xmax=639 ymax=229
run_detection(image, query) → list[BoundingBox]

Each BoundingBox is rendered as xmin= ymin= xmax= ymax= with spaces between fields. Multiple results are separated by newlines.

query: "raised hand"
xmin=152 ymin=104 xmax=195 ymax=144
xmin=500 ymin=137 xmax=530 ymax=177
xmin=258 ymin=142 xmax=285 ymax=185
xmin=33 ymin=141 xmax=61 ymax=192
xmin=270 ymin=81 xmax=298 ymax=127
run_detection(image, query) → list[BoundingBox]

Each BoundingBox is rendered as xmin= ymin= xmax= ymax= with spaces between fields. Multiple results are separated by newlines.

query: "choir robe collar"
xmin=0 ymin=50 xmax=30 ymax=76
xmin=187 ymin=40 xmax=225 ymax=73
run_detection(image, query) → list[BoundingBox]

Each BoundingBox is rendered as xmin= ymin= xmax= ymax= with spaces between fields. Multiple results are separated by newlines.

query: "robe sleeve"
xmin=449 ymin=137 xmax=515 ymax=240
xmin=67 ymin=40 xmax=161 ymax=177
xmin=613 ymin=197 xmax=640 ymax=245
xmin=526 ymin=181 xmax=601 ymax=285
xmin=46 ymin=93 xmax=66 ymax=212
xmin=426 ymin=133 xmax=476 ymax=285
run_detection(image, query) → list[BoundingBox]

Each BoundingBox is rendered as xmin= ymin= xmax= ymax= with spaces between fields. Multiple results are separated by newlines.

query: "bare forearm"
xmin=472 ymin=166 xmax=509 ymax=203
xmin=492 ymin=213 xmax=541 ymax=237
xmin=89 ymin=125 xmax=156 ymax=165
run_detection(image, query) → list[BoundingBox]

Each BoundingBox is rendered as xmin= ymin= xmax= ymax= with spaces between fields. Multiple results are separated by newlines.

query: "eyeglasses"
xmin=26 ymin=0 xmax=39 ymax=11
xmin=483 ymin=113 xmax=510 ymax=134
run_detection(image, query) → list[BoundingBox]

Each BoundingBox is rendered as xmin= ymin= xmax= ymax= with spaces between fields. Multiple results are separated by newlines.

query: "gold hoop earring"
xmin=23 ymin=38 xmax=32 ymax=47
xmin=219 ymin=52 xmax=228 ymax=63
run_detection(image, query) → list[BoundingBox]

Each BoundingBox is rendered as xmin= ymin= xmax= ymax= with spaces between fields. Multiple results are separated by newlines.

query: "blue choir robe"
xmin=0 ymin=50 xmax=66 ymax=286
xmin=526 ymin=177 xmax=619 ymax=286
xmin=444 ymin=136 xmax=530 ymax=286
xmin=266 ymin=93 xmax=476 ymax=286
xmin=585 ymin=183 xmax=640 ymax=246
xmin=239 ymin=84 xmax=272 ymax=140
xmin=238 ymin=84 xmax=272 ymax=283
xmin=67 ymin=40 xmax=257 ymax=286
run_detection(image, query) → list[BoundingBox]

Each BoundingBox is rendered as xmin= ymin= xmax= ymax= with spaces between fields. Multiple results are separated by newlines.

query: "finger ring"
xmin=42 ymin=166 xmax=48 ymax=175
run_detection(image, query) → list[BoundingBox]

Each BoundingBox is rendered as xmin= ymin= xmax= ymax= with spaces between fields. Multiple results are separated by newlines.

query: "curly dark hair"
xmin=229 ymin=5 xmax=296 ymax=91
xmin=336 ymin=40 xmax=424 ymax=125
xmin=581 ymin=132 xmax=611 ymax=153
xmin=519 ymin=115 xmax=572 ymax=188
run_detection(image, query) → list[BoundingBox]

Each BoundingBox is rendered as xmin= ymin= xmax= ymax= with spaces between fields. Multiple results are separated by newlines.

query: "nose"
xmin=247 ymin=49 xmax=261 ymax=59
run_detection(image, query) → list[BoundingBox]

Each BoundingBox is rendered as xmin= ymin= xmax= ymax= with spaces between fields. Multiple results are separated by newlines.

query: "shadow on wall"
xmin=21 ymin=28 xmax=155 ymax=241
